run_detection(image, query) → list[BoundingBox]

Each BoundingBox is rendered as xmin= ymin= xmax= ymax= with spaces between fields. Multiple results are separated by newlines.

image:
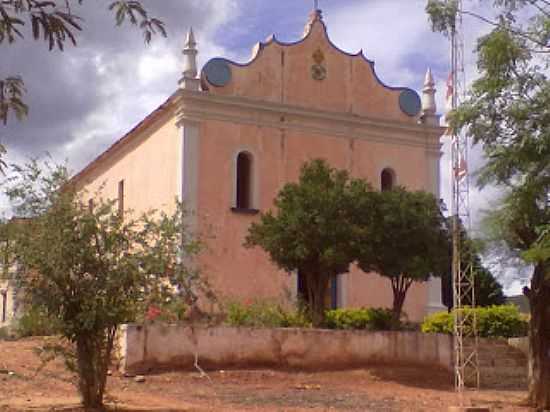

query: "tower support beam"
xmin=450 ymin=0 xmax=480 ymax=394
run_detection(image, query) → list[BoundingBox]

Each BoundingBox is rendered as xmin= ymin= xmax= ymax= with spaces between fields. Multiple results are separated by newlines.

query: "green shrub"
xmin=421 ymin=310 xmax=454 ymax=335
xmin=476 ymin=305 xmax=529 ymax=338
xmin=226 ymin=302 xmax=396 ymax=331
xmin=325 ymin=308 xmax=394 ymax=331
xmin=225 ymin=300 xmax=311 ymax=328
xmin=16 ymin=307 xmax=61 ymax=337
xmin=421 ymin=305 xmax=528 ymax=338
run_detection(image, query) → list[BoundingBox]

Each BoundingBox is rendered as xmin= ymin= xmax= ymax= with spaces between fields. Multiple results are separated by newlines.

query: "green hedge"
xmin=225 ymin=301 xmax=396 ymax=331
xmin=325 ymin=308 xmax=394 ymax=331
xmin=421 ymin=305 xmax=529 ymax=338
xmin=225 ymin=300 xmax=311 ymax=328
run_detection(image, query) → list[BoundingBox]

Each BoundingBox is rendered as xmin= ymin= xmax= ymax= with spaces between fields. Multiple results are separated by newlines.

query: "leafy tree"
xmin=245 ymin=159 xmax=376 ymax=327
xmin=524 ymin=223 xmax=550 ymax=263
xmin=0 ymin=1 xmax=166 ymax=170
xmin=356 ymin=188 xmax=450 ymax=324
xmin=441 ymin=222 xmax=505 ymax=310
xmin=5 ymin=159 xmax=204 ymax=410
xmin=0 ymin=77 xmax=27 ymax=126
xmin=474 ymin=266 xmax=506 ymax=306
xmin=427 ymin=1 xmax=550 ymax=407
xmin=442 ymin=265 xmax=506 ymax=309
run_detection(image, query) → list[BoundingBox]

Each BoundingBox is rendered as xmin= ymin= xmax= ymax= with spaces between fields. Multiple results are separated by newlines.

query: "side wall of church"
xmin=76 ymin=110 xmax=181 ymax=218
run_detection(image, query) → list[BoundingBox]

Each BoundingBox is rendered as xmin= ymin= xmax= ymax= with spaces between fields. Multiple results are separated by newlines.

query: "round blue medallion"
xmin=202 ymin=58 xmax=232 ymax=87
xmin=399 ymin=89 xmax=422 ymax=117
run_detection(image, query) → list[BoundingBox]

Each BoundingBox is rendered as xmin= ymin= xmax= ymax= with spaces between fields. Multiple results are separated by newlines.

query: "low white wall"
xmin=508 ymin=337 xmax=529 ymax=356
xmin=118 ymin=324 xmax=453 ymax=375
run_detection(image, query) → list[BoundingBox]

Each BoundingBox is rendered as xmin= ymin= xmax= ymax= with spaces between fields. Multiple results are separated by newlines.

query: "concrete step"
xmin=478 ymin=357 xmax=526 ymax=367
xmin=474 ymin=339 xmax=528 ymax=389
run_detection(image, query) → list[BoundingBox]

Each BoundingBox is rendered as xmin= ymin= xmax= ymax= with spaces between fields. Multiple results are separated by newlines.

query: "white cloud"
xmin=1 ymin=0 xmax=241 ymax=214
xmin=327 ymin=0 xmax=448 ymax=87
xmin=58 ymin=0 xmax=240 ymax=173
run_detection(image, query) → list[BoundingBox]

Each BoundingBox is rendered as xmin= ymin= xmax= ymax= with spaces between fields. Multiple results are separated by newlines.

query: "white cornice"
xmin=175 ymin=90 xmax=445 ymax=152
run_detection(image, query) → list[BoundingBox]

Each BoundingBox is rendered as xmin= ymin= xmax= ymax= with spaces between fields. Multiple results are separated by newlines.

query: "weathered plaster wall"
xmin=75 ymin=109 xmax=180 ymax=218
xmin=0 ymin=279 xmax=17 ymax=327
xmin=508 ymin=337 xmax=529 ymax=356
xmin=119 ymin=324 xmax=453 ymax=375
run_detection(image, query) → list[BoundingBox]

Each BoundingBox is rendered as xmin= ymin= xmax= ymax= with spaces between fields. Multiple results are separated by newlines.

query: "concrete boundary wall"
xmin=508 ymin=337 xmax=529 ymax=356
xmin=118 ymin=324 xmax=453 ymax=375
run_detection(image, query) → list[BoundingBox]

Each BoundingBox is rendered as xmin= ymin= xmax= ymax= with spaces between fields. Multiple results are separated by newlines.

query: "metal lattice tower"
xmin=450 ymin=0 xmax=480 ymax=393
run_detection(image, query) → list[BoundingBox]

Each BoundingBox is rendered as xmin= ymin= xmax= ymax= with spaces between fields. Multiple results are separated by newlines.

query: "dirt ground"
xmin=0 ymin=338 xmax=533 ymax=411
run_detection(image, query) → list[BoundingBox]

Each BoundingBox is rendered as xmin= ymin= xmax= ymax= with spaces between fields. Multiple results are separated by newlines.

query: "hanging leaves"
xmin=0 ymin=76 xmax=28 ymax=125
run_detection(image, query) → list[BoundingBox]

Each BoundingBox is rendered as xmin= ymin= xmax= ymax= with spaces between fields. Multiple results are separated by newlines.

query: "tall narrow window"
xmin=118 ymin=180 xmax=125 ymax=216
xmin=1 ymin=291 xmax=6 ymax=323
xmin=236 ymin=152 xmax=253 ymax=209
xmin=88 ymin=198 xmax=94 ymax=213
xmin=381 ymin=168 xmax=395 ymax=192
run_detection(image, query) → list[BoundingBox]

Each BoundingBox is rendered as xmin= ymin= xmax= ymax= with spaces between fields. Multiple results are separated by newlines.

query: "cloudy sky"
xmin=1 ymin=0 xmax=529 ymax=294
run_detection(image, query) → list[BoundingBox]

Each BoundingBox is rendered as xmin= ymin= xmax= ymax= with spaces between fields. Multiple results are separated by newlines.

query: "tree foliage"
xmin=246 ymin=159 xmax=450 ymax=328
xmin=0 ymin=1 xmax=166 ymax=50
xmin=245 ymin=159 xmax=375 ymax=327
xmin=0 ymin=76 xmax=27 ymax=126
xmin=441 ymin=221 xmax=506 ymax=309
xmin=427 ymin=0 xmax=550 ymax=407
xmin=475 ymin=266 xmax=506 ymax=306
xmin=5 ymin=159 xmax=205 ymax=409
xmin=524 ymin=223 xmax=550 ymax=263
xmin=356 ymin=188 xmax=450 ymax=323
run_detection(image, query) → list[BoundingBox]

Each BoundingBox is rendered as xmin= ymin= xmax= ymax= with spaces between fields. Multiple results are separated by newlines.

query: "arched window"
xmin=381 ymin=168 xmax=395 ymax=192
xmin=236 ymin=152 xmax=253 ymax=209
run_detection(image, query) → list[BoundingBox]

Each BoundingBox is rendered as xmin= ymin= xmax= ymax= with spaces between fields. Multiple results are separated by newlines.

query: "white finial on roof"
xmin=421 ymin=68 xmax=439 ymax=125
xmin=180 ymin=27 xmax=200 ymax=91
xmin=186 ymin=27 xmax=197 ymax=49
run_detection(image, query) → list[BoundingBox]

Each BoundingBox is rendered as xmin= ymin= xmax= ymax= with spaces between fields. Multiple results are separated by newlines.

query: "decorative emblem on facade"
xmin=311 ymin=48 xmax=327 ymax=81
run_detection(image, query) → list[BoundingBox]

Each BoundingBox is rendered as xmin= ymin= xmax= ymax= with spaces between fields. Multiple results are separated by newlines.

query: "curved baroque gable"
xmin=200 ymin=16 xmax=421 ymax=123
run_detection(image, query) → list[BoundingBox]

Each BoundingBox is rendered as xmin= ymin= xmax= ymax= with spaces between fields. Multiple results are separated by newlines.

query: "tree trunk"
xmin=307 ymin=272 xmax=328 ymax=328
xmin=526 ymin=263 xmax=550 ymax=410
xmin=76 ymin=329 xmax=114 ymax=411
xmin=392 ymin=290 xmax=406 ymax=327
xmin=391 ymin=276 xmax=412 ymax=328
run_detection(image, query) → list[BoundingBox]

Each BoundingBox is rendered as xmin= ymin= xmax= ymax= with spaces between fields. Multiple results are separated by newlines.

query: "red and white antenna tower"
xmin=450 ymin=0 xmax=480 ymax=393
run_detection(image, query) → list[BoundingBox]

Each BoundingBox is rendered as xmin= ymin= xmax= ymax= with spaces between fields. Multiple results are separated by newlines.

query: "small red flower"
xmin=146 ymin=305 xmax=162 ymax=321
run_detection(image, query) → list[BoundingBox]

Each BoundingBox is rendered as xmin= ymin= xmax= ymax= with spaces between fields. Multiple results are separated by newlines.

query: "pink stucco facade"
xmin=73 ymin=12 xmax=445 ymax=322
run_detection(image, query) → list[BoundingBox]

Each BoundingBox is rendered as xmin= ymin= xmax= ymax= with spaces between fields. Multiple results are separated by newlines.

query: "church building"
xmin=70 ymin=7 xmax=446 ymax=322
